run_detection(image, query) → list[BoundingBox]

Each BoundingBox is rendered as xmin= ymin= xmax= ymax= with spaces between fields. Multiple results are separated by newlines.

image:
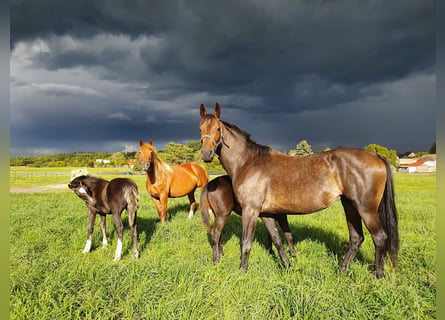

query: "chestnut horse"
xmin=139 ymin=139 xmax=209 ymax=223
xmin=200 ymin=174 xmax=297 ymax=265
xmin=199 ymin=103 xmax=399 ymax=278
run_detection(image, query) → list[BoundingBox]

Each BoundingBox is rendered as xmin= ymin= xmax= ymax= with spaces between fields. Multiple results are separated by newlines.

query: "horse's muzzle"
xmin=142 ymin=162 xmax=151 ymax=171
xmin=201 ymin=149 xmax=215 ymax=163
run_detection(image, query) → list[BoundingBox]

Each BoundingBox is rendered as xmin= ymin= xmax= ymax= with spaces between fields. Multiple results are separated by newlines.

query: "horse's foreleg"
xmin=275 ymin=215 xmax=297 ymax=258
xmin=152 ymin=197 xmax=163 ymax=223
xmin=112 ymin=212 xmax=124 ymax=261
xmin=187 ymin=192 xmax=196 ymax=219
xmin=261 ymin=216 xmax=290 ymax=267
xmin=160 ymin=194 xmax=168 ymax=223
xmin=83 ymin=208 xmax=96 ymax=253
xmin=100 ymin=214 xmax=108 ymax=248
xmin=240 ymin=207 xmax=260 ymax=270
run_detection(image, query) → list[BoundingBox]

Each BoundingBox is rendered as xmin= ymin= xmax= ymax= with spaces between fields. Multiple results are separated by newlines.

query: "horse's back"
xmin=206 ymin=175 xmax=237 ymax=214
xmin=107 ymin=178 xmax=139 ymax=210
xmin=238 ymin=147 xmax=387 ymax=214
xmin=169 ymin=163 xmax=208 ymax=197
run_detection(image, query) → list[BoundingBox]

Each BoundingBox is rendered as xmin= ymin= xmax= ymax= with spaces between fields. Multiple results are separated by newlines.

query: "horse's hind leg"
xmin=211 ymin=209 xmax=231 ymax=263
xmin=128 ymin=208 xmax=139 ymax=259
xmin=112 ymin=212 xmax=124 ymax=261
xmin=360 ymin=209 xmax=387 ymax=279
xmin=100 ymin=214 xmax=108 ymax=247
xmin=275 ymin=215 xmax=297 ymax=258
xmin=261 ymin=216 xmax=290 ymax=268
xmin=340 ymin=197 xmax=364 ymax=271
xmin=187 ymin=192 xmax=196 ymax=219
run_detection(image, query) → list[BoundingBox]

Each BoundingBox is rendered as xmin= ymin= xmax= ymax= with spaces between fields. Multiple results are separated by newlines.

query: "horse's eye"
xmin=217 ymin=128 xmax=221 ymax=132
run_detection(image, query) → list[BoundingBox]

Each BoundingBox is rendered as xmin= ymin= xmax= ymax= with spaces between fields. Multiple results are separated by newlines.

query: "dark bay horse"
xmin=199 ymin=103 xmax=399 ymax=278
xmin=200 ymin=175 xmax=297 ymax=265
xmin=139 ymin=139 xmax=209 ymax=223
xmin=68 ymin=175 xmax=139 ymax=261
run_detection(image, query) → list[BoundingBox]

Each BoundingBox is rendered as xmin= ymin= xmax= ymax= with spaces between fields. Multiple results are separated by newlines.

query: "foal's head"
xmin=138 ymin=139 xmax=157 ymax=171
xmin=199 ymin=103 xmax=222 ymax=163
xmin=68 ymin=175 xmax=93 ymax=201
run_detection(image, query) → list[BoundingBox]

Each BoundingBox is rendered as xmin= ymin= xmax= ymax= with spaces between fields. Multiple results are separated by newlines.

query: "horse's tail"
xmin=377 ymin=155 xmax=399 ymax=268
xmin=199 ymin=184 xmax=212 ymax=233
xmin=124 ymin=182 xmax=139 ymax=226
xmin=195 ymin=164 xmax=209 ymax=188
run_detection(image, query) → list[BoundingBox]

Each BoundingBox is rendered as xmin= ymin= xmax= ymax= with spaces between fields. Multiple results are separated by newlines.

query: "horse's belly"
xmin=169 ymin=180 xmax=196 ymax=197
xmin=262 ymin=188 xmax=341 ymax=214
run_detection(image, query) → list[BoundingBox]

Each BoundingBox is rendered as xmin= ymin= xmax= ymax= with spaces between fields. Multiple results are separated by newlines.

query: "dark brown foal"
xmin=68 ymin=175 xmax=139 ymax=261
xmin=200 ymin=175 xmax=297 ymax=266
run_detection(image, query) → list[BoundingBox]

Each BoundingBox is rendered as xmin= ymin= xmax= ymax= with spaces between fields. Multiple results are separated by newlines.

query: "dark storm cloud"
xmin=10 ymin=0 xmax=435 ymax=155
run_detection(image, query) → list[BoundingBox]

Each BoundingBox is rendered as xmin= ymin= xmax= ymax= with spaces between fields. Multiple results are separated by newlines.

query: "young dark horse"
xmin=139 ymin=139 xmax=209 ymax=223
xmin=199 ymin=103 xmax=399 ymax=278
xmin=200 ymin=175 xmax=297 ymax=265
xmin=68 ymin=175 xmax=139 ymax=261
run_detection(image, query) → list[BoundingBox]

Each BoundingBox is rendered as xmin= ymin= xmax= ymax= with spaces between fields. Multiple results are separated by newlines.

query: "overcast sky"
xmin=10 ymin=0 xmax=435 ymax=156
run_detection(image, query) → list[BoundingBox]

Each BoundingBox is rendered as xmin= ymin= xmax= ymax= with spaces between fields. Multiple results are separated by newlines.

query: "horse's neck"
xmin=146 ymin=154 xmax=172 ymax=185
xmin=218 ymin=124 xmax=252 ymax=178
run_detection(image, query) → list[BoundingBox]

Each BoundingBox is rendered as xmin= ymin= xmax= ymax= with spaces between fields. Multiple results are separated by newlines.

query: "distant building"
xmin=398 ymin=154 xmax=436 ymax=173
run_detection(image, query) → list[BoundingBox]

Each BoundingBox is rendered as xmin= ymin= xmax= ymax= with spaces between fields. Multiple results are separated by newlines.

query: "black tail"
xmin=199 ymin=185 xmax=212 ymax=233
xmin=377 ymin=155 xmax=399 ymax=268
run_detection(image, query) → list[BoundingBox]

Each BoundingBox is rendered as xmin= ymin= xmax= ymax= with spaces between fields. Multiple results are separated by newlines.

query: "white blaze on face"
xmin=83 ymin=239 xmax=92 ymax=253
xmin=79 ymin=187 xmax=87 ymax=194
xmin=114 ymin=239 xmax=123 ymax=261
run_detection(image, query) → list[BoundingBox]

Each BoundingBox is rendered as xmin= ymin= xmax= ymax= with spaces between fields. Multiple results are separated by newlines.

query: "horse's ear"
xmin=149 ymin=139 xmax=153 ymax=145
xmin=214 ymin=103 xmax=221 ymax=119
xmin=200 ymin=104 xmax=207 ymax=118
xmin=139 ymin=139 xmax=144 ymax=147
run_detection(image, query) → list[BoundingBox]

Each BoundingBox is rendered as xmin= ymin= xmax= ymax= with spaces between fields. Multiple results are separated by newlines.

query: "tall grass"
xmin=10 ymin=173 xmax=435 ymax=319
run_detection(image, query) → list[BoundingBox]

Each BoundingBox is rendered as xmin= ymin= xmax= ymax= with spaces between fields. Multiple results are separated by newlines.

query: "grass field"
xmin=10 ymin=171 xmax=435 ymax=319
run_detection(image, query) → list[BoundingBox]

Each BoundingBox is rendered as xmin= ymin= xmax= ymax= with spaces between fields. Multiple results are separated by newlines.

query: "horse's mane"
xmin=221 ymin=120 xmax=271 ymax=157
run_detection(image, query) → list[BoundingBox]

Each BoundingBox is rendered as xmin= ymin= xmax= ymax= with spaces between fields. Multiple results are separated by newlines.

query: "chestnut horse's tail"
xmin=199 ymin=184 xmax=212 ymax=233
xmin=377 ymin=155 xmax=399 ymax=268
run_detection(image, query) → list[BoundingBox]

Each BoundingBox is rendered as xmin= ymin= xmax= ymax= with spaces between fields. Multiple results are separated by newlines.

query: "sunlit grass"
xmin=10 ymin=174 xmax=436 ymax=319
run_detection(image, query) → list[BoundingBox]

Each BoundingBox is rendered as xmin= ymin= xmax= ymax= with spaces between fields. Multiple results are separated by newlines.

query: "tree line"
xmin=10 ymin=141 xmax=225 ymax=171
xmin=10 ymin=140 xmax=435 ymax=170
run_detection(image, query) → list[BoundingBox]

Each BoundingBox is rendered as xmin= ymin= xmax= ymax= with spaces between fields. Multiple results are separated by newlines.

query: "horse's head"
xmin=199 ymin=103 xmax=222 ymax=162
xmin=68 ymin=175 xmax=93 ymax=200
xmin=138 ymin=139 xmax=156 ymax=171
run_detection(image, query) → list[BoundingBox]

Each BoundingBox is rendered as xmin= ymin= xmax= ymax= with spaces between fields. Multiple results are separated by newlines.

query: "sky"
xmin=10 ymin=0 xmax=435 ymax=156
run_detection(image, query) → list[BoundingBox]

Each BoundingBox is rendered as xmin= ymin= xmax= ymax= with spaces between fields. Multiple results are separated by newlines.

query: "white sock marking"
xmin=102 ymin=238 xmax=108 ymax=247
xmin=83 ymin=239 xmax=92 ymax=253
xmin=188 ymin=210 xmax=194 ymax=219
xmin=114 ymin=239 xmax=123 ymax=261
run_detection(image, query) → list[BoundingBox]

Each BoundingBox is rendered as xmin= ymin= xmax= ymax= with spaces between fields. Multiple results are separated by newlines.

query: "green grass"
xmin=10 ymin=173 xmax=435 ymax=319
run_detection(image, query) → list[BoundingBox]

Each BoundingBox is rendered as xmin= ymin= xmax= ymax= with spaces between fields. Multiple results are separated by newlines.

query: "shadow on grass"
xmin=113 ymin=201 xmax=193 ymax=257
xmin=208 ymin=213 xmax=371 ymax=268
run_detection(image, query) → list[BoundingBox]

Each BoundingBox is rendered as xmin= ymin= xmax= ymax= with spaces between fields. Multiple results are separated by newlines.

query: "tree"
xmin=186 ymin=141 xmax=201 ymax=153
xmin=429 ymin=142 xmax=436 ymax=154
xmin=160 ymin=142 xmax=195 ymax=164
xmin=364 ymin=144 xmax=398 ymax=168
xmin=289 ymin=140 xmax=312 ymax=156
xmin=111 ymin=152 xmax=127 ymax=167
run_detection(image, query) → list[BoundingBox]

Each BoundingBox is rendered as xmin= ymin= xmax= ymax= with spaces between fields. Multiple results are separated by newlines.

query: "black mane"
xmin=222 ymin=120 xmax=271 ymax=156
